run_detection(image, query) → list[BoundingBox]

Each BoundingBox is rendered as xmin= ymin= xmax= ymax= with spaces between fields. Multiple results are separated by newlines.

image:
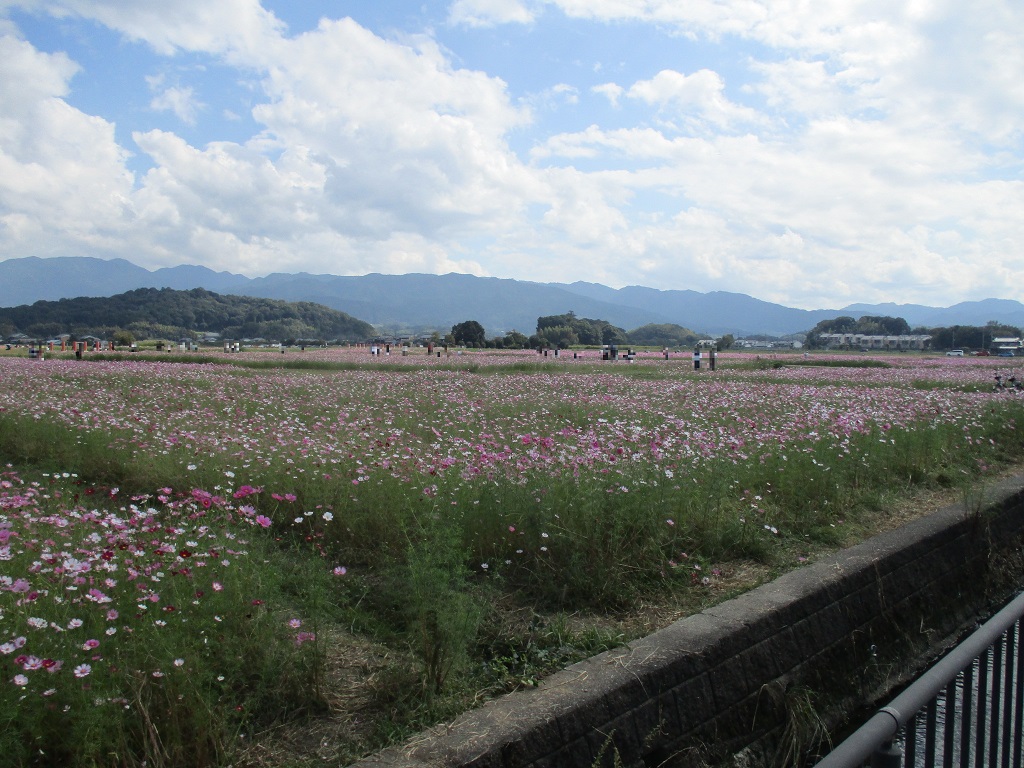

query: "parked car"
xmin=946 ymin=349 xmax=964 ymax=357
xmin=997 ymin=351 xmax=1016 ymax=357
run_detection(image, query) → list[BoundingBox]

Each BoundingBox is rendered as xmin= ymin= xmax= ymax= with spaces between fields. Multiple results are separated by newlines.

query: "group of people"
xmin=994 ymin=374 xmax=1023 ymax=391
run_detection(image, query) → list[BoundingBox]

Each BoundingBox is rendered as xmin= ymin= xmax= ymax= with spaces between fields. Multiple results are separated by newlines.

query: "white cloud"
xmin=0 ymin=34 xmax=134 ymax=259
xmin=0 ymin=7 xmax=547 ymax=276
xmin=528 ymin=114 xmax=1024 ymax=307
xmin=148 ymin=83 xmax=203 ymax=125
xmin=540 ymin=0 xmax=767 ymax=38
xmin=0 ymin=0 xmax=1022 ymax=308
xmin=248 ymin=18 xmax=538 ymax=236
xmin=551 ymin=83 xmax=579 ymax=105
xmin=126 ymin=128 xmax=495 ymax=277
xmin=17 ymin=0 xmax=285 ymax=58
xmin=0 ymin=28 xmax=77 ymax=102
xmin=448 ymin=0 xmax=535 ymax=27
xmin=592 ymin=82 xmax=623 ymax=107
xmin=626 ymin=69 xmax=762 ymax=132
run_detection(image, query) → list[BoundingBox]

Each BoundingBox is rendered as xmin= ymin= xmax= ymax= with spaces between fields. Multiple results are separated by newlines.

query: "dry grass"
xmin=238 ymin=629 xmax=402 ymax=766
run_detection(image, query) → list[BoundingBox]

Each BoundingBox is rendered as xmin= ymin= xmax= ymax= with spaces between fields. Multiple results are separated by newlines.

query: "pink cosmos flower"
xmin=255 ymin=515 xmax=272 ymax=528
xmin=73 ymin=664 xmax=91 ymax=678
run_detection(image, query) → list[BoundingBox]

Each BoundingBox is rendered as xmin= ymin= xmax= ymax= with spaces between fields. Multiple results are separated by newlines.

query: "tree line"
xmin=450 ymin=311 xmax=1022 ymax=352
xmin=805 ymin=315 xmax=1022 ymax=350
xmin=449 ymin=311 xmax=718 ymax=349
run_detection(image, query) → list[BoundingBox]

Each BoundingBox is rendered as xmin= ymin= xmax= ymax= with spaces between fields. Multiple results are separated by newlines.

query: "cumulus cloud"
xmin=0 ymin=34 xmax=134 ymax=259
xmin=625 ymin=69 xmax=762 ymax=132
xmin=248 ymin=18 xmax=537 ymax=240
xmin=0 ymin=5 xmax=546 ymax=276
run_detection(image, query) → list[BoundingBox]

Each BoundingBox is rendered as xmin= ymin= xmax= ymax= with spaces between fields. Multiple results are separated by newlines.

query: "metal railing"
xmin=815 ymin=590 xmax=1024 ymax=768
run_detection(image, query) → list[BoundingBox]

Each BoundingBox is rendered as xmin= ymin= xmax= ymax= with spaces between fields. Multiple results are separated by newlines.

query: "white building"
xmin=992 ymin=337 xmax=1023 ymax=354
xmin=818 ymin=333 xmax=932 ymax=351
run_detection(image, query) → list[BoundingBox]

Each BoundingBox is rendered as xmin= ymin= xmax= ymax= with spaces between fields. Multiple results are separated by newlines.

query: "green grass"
xmin=767 ymin=358 xmax=893 ymax=369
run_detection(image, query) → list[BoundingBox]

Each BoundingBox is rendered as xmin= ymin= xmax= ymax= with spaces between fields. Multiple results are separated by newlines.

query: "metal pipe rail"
xmin=815 ymin=590 xmax=1024 ymax=768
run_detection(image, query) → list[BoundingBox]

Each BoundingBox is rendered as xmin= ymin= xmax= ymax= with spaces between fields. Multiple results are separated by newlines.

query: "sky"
xmin=0 ymin=1 xmax=1022 ymax=310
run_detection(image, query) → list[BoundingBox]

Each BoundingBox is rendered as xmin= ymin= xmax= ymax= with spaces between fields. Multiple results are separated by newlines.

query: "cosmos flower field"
xmin=1 ymin=348 xmax=1023 ymax=766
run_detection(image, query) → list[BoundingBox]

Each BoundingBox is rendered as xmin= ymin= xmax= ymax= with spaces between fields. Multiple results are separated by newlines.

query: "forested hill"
xmin=0 ymin=287 xmax=376 ymax=342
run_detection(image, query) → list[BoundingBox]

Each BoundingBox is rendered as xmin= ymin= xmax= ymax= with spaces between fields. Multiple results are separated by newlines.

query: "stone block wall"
xmin=351 ymin=474 xmax=1024 ymax=768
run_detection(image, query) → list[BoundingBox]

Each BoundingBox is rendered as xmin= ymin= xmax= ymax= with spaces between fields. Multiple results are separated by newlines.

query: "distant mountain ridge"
xmin=2 ymin=256 xmax=1023 ymax=337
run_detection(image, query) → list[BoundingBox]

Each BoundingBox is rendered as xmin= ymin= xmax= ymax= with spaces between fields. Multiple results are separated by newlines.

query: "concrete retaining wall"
xmin=351 ymin=474 xmax=1024 ymax=768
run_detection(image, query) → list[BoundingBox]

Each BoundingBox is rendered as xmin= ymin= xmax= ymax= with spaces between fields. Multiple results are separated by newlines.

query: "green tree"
xmin=928 ymin=323 xmax=1022 ymax=351
xmin=112 ymin=330 xmax=135 ymax=347
xmin=537 ymin=325 xmax=578 ymax=349
xmin=451 ymin=320 xmax=485 ymax=346
xmin=601 ymin=324 xmax=628 ymax=346
xmin=25 ymin=322 xmax=63 ymax=339
xmin=626 ymin=323 xmax=699 ymax=347
xmin=856 ymin=315 xmax=911 ymax=336
xmin=536 ymin=312 xmax=626 ymax=348
xmin=502 ymin=330 xmax=530 ymax=349
xmin=537 ymin=312 xmax=576 ymax=334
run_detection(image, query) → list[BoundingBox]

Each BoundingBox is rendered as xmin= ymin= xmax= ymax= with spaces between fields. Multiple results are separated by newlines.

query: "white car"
xmin=946 ymin=349 xmax=964 ymax=357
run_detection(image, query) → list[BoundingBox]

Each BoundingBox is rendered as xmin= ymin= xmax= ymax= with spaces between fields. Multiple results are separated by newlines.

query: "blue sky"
xmin=0 ymin=1 xmax=1022 ymax=309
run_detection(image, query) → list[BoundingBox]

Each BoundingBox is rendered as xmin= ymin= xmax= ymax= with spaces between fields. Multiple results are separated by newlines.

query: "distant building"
xmin=991 ymin=337 xmax=1023 ymax=354
xmin=732 ymin=338 xmax=803 ymax=349
xmin=818 ymin=333 xmax=932 ymax=351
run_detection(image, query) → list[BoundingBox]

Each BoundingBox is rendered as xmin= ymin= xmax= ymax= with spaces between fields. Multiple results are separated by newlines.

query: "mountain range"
xmin=2 ymin=256 xmax=1023 ymax=337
